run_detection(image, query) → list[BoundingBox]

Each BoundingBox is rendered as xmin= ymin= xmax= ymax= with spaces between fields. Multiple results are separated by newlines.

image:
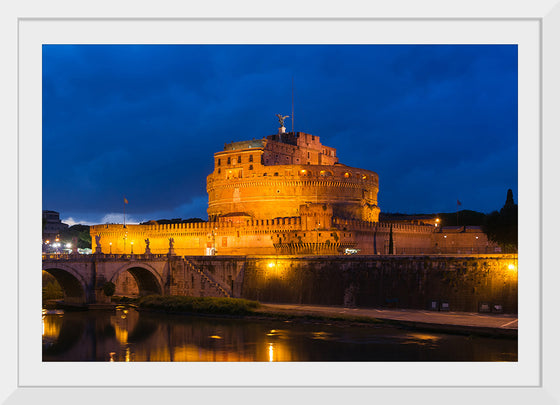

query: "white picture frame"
xmin=3 ymin=0 xmax=559 ymax=403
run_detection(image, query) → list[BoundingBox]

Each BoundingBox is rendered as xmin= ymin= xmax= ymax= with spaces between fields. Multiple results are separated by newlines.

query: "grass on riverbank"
xmin=136 ymin=295 xmax=261 ymax=315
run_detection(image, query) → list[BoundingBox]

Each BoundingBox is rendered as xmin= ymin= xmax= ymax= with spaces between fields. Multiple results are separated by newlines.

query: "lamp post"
xmin=213 ymin=227 xmax=217 ymax=255
xmin=131 ymin=241 xmax=134 ymax=255
xmin=109 ymin=242 xmax=112 ymax=254
xmin=316 ymin=221 xmax=321 ymax=255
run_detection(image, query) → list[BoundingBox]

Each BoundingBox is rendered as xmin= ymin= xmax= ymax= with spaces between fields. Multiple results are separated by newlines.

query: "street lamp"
xmin=131 ymin=241 xmax=134 ymax=255
xmin=316 ymin=221 xmax=321 ymax=255
xmin=109 ymin=242 xmax=112 ymax=254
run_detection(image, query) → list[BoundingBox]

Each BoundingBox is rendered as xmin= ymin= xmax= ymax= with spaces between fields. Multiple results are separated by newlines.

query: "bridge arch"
xmin=110 ymin=262 xmax=164 ymax=296
xmin=42 ymin=264 xmax=88 ymax=305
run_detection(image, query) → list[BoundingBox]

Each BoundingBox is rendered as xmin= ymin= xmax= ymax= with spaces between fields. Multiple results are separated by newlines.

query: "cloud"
xmin=44 ymin=44 xmax=517 ymax=220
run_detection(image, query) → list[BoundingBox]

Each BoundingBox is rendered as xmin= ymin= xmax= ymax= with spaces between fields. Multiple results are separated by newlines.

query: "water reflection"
xmin=42 ymin=307 xmax=517 ymax=362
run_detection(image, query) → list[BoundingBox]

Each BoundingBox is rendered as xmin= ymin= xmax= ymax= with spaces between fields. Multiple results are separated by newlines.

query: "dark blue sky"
xmin=42 ymin=44 xmax=518 ymax=225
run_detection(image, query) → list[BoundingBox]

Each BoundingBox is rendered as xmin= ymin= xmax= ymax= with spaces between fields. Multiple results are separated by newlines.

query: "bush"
xmin=137 ymin=295 xmax=260 ymax=315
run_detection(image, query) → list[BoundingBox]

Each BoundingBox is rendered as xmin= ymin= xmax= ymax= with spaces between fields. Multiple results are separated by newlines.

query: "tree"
xmin=102 ymin=281 xmax=116 ymax=297
xmin=59 ymin=225 xmax=91 ymax=248
xmin=482 ymin=189 xmax=518 ymax=252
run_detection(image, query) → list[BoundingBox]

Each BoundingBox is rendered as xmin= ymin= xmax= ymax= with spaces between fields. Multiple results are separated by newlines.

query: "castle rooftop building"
xmin=207 ymin=130 xmax=380 ymax=223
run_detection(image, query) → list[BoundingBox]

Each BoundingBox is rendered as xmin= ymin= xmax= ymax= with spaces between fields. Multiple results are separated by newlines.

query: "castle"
xmin=90 ymin=120 xmax=497 ymax=256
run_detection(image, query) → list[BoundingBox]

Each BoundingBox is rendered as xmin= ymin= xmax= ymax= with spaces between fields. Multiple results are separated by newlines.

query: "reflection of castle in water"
xmin=91 ymin=123 xmax=495 ymax=256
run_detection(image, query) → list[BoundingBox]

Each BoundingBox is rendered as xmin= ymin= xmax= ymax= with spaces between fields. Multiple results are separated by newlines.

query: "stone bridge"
xmin=43 ymin=253 xmax=518 ymax=313
xmin=42 ymin=253 xmax=237 ymax=307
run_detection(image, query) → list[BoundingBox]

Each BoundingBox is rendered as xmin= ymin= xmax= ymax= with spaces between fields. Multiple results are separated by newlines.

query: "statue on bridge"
xmin=94 ymin=234 xmax=102 ymax=254
xmin=168 ymin=237 xmax=175 ymax=256
xmin=144 ymin=238 xmax=151 ymax=255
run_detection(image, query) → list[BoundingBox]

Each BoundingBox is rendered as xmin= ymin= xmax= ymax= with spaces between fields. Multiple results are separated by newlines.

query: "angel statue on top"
xmin=276 ymin=113 xmax=289 ymax=127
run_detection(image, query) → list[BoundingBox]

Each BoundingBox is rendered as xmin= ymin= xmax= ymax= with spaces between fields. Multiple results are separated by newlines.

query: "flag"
xmin=124 ymin=197 xmax=129 ymax=204
xmin=457 ymin=200 xmax=462 ymax=206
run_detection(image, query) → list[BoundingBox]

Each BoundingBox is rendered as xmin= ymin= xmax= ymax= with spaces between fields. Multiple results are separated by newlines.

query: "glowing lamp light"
xmin=65 ymin=243 xmax=71 ymax=248
xmin=268 ymin=262 xmax=275 ymax=268
xmin=268 ymin=343 xmax=274 ymax=362
xmin=508 ymin=263 xmax=516 ymax=271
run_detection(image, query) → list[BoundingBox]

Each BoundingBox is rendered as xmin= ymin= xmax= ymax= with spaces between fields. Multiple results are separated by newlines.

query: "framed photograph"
xmin=4 ymin=1 xmax=559 ymax=403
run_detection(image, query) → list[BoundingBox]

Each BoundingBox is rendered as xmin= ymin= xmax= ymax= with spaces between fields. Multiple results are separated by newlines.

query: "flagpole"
xmin=124 ymin=197 xmax=126 ymax=228
xmin=291 ymin=76 xmax=294 ymax=134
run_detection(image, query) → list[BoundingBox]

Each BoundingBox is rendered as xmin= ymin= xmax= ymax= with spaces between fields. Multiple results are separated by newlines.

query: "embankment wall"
xmin=188 ymin=254 xmax=518 ymax=313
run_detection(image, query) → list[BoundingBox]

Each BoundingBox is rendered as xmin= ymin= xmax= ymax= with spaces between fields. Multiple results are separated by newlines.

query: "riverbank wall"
xmin=187 ymin=254 xmax=518 ymax=314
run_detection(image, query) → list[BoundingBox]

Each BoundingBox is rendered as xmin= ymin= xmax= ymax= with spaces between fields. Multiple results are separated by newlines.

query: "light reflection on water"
xmin=42 ymin=307 xmax=517 ymax=362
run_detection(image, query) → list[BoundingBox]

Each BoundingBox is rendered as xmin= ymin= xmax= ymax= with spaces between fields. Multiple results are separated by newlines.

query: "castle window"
xmin=217 ymin=158 xmax=221 ymax=166
xmin=307 ymin=152 xmax=310 ymax=158
xmin=249 ymin=164 xmax=253 ymax=170
xmin=249 ymin=155 xmax=253 ymax=162
xmin=218 ymin=168 xmax=221 ymax=174
xmin=274 ymin=172 xmax=278 ymax=176
xmin=227 ymin=157 xmax=231 ymax=164
xmin=263 ymin=173 xmax=267 ymax=176
xmin=238 ymin=156 xmax=241 ymax=163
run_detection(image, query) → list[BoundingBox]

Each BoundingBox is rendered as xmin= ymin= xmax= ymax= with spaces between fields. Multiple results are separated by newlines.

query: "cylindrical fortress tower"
xmin=207 ymin=131 xmax=380 ymax=222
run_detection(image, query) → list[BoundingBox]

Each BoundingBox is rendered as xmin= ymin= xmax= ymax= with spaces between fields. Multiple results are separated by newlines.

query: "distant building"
xmin=42 ymin=210 xmax=68 ymax=242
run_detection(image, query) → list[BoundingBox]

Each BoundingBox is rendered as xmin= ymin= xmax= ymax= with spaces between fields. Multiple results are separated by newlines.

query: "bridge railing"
xmin=42 ymin=253 xmax=172 ymax=261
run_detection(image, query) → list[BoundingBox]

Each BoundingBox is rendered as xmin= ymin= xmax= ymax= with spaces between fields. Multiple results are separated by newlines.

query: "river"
xmin=42 ymin=307 xmax=517 ymax=362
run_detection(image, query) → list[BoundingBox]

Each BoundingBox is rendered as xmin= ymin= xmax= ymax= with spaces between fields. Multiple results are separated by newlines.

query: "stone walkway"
xmin=257 ymin=303 xmax=518 ymax=337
